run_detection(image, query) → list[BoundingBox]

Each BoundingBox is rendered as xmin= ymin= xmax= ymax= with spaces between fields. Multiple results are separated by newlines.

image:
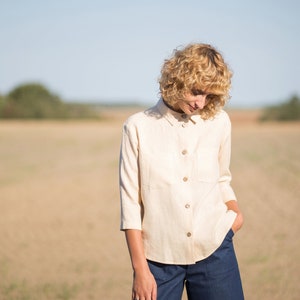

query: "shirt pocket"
xmin=139 ymin=151 xmax=176 ymax=188
xmin=194 ymin=146 xmax=219 ymax=182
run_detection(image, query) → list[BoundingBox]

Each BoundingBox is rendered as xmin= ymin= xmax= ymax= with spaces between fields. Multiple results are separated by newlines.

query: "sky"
xmin=0 ymin=0 xmax=300 ymax=108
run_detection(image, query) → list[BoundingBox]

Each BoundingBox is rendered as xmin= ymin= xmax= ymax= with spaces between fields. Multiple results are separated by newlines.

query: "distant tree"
xmin=5 ymin=83 xmax=67 ymax=118
xmin=0 ymin=94 xmax=5 ymax=106
xmin=260 ymin=94 xmax=300 ymax=121
xmin=0 ymin=83 xmax=99 ymax=119
xmin=0 ymin=93 xmax=11 ymax=118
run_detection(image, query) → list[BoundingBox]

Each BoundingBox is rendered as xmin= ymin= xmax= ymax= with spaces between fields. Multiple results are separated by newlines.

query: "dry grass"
xmin=0 ymin=109 xmax=299 ymax=299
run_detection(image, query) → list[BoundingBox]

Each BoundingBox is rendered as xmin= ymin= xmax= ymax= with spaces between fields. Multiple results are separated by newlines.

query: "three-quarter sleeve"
xmin=119 ymin=123 xmax=142 ymax=230
xmin=218 ymin=114 xmax=237 ymax=202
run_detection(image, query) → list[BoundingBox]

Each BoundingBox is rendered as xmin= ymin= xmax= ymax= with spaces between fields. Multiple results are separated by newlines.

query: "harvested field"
xmin=0 ymin=109 xmax=299 ymax=299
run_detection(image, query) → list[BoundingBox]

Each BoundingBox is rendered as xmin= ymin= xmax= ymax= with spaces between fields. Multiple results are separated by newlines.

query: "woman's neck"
xmin=162 ymin=99 xmax=183 ymax=113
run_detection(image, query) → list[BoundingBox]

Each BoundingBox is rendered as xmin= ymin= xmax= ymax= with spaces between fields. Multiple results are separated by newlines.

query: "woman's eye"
xmin=207 ymin=94 xmax=217 ymax=100
xmin=191 ymin=89 xmax=205 ymax=96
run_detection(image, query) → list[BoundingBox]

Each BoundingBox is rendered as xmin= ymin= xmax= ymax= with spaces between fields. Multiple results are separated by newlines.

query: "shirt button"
xmin=181 ymin=149 xmax=188 ymax=155
xmin=181 ymin=114 xmax=187 ymax=119
xmin=183 ymin=177 xmax=188 ymax=182
xmin=185 ymin=203 xmax=190 ymax=209
xmin=181 ymin=123 xmax=186 ymax=128
xmin=187 ymin=232 xmax=192 ymax=237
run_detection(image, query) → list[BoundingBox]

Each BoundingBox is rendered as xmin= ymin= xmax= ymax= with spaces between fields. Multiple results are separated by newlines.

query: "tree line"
xmin=0 ymin=83 xmax=299 ymax=120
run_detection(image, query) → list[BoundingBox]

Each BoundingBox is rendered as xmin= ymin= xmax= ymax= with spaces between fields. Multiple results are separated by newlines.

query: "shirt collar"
xmin=157 ymin=98 xmax=201 ymax=126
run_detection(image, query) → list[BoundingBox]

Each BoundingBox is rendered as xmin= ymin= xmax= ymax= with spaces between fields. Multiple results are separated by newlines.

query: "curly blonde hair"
xmin=159 ymin=43 xmax=232 ymax=119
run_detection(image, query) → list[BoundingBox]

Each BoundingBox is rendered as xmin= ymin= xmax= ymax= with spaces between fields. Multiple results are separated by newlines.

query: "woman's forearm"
xmin=125 ymin=229 xmax=149 ymax=272
xmin=125 ymin=229 xmax=157 ymax=299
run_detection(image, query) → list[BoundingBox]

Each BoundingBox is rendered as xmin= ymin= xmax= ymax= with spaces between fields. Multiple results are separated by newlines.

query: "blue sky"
xmin=1 ymin=0 xmax=299 ymax=107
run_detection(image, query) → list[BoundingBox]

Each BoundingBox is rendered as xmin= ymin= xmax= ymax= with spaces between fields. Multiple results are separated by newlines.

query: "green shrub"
xmin=0 ymin=83 xmax=99 ymax=119
xmin=6 ymin=83 xmax=64 ymax=118
xmin=260 ymin=95 xmax=300 ymax=121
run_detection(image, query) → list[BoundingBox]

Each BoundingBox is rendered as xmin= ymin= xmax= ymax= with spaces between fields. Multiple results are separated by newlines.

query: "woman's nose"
xmin=195 ymin=95 xmax=207 ymax=108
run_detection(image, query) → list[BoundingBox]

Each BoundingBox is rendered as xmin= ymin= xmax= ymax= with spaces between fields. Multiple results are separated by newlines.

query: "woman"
xmin=119 ymin=43 xmax=244 ymax=300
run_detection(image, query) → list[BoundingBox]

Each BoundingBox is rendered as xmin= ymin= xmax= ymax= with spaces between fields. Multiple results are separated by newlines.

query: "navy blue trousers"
xmin=148 ymin=230 xmax=244 ymax=300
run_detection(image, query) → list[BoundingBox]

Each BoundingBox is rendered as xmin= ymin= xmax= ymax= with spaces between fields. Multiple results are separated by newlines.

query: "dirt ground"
xmin=0 ymin=108 xmax=299 ymax=300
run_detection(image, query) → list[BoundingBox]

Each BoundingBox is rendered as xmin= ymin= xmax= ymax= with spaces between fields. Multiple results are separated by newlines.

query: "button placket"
xmin=181 ymin=147 xmax=189 ymax=183
xmin=180 ymin=131 xmax=191 ymax=241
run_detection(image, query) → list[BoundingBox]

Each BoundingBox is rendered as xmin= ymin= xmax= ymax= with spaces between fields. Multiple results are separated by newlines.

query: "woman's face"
xmin=174 ymin=90 xmax=211 ymax=115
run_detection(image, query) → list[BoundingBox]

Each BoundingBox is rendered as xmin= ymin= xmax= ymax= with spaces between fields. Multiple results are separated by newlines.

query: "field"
xmin=0 ymin=108 xmax=299 ymax=300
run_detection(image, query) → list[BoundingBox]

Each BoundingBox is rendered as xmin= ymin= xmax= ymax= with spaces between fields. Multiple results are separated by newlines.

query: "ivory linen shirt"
xmin=119 ymin=99 xmax=237 ymax=264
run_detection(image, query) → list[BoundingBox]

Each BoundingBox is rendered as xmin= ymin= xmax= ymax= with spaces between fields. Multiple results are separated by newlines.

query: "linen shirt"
xmin=119 ymin=99 xmax=237 ymax=264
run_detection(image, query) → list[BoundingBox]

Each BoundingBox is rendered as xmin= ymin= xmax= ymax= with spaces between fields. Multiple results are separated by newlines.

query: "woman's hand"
xmin=132 ymin=269 xmax=157 ymax=300
xmin=231 ymin=210 xmax=244 ymax=233
xmin=226 ymin=200 xmax=244 ymax=234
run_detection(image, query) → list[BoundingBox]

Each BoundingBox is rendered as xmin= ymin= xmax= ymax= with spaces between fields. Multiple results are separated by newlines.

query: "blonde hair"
xmin=159 ymin=43 xmax=232 ymax=119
